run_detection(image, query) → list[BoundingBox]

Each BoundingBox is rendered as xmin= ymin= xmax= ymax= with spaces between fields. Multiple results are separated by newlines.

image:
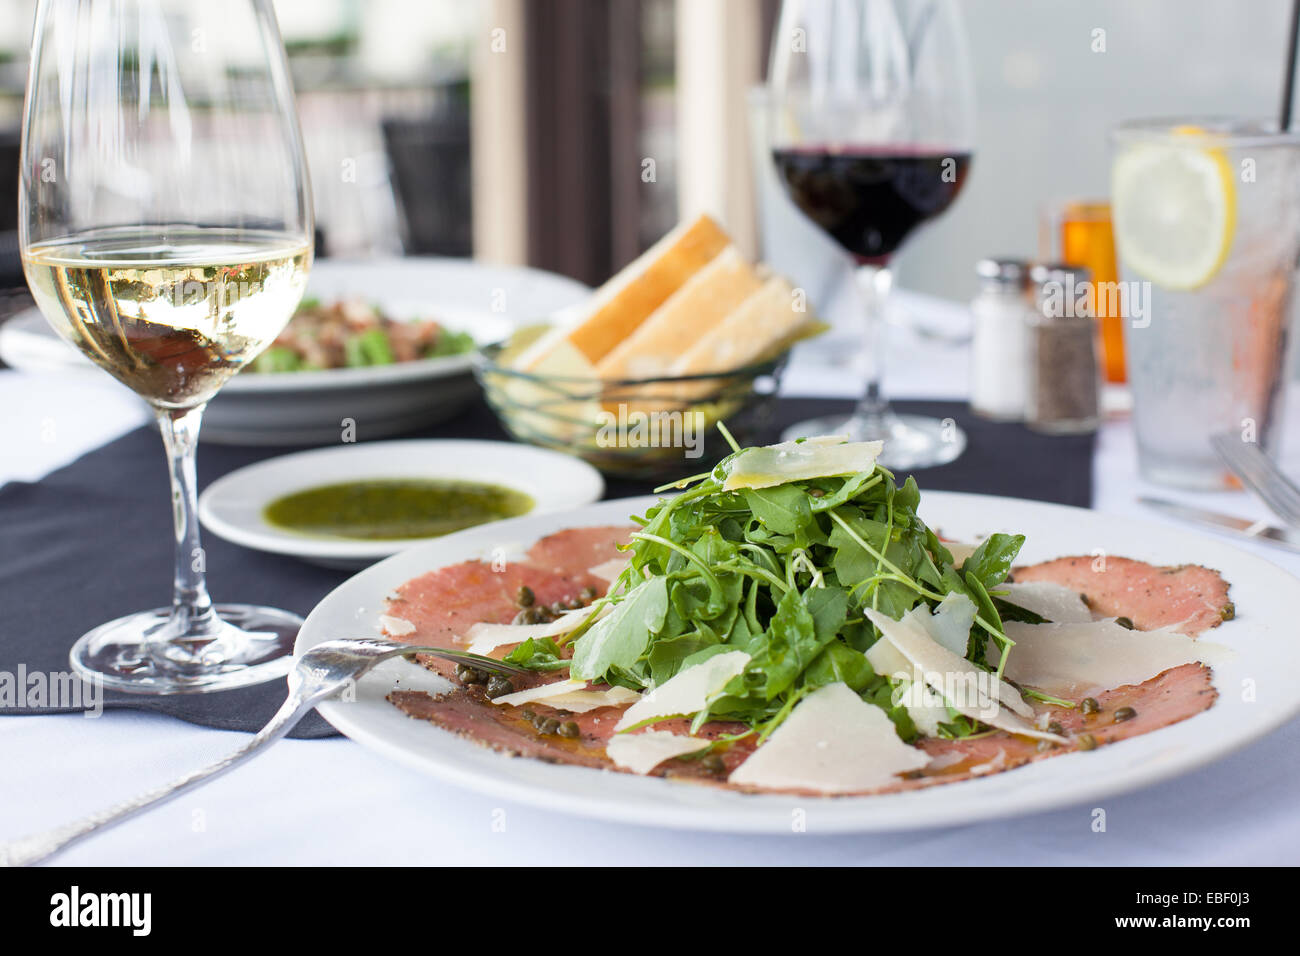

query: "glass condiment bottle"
xmin=970 ymin=258 xmax=1032 ymax=420
xmin=1025 ymin=263 xmax=1100 ymax=434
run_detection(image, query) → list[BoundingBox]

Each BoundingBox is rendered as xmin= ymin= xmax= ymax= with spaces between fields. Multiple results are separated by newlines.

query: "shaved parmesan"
xmin=490 ymin=678 xmax=641 ymax=713
xmin=999 ymin=581 xmax=1092 ymax=624
xmin=893 ymin=678 xmax=951 ymax=737
xmin=379 ymin=615 xmax=415 ymax=637
xmin=865 ymin=636 xmax=911 ymax=679
xmin=614 ymin=650 xmax=750 ymax=731
xmin=1003 ymin=619 xmax=1232 ymax=697
xmin=728 ymin=683 xmax=930 ymax=793
xmin=464 ymin=605 xmax=603 ymax=655
xmin=865 ymin=607 xmax=1065 ymax=743
xmin=721 ymin=437 xmax=883 ymax=491
xmin=921 ymin=592 xmax=978 ymax=655
xmin=606 ymin=731 xmax=709 ymax=774
xmin=866 ymin=605 xmax=1034 ymax=719
xmin=869 ymin=640 xmax=959 ymax=738
xmin=587 ymin=558 xmax=630 ymax=584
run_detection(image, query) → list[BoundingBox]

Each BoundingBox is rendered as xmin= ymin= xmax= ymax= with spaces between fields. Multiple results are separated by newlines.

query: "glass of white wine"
xmin=19 ymin=0 xmax=314 ymax=693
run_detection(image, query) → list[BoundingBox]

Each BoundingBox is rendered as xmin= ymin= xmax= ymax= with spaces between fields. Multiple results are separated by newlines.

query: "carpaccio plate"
xmin=298 ymin=493 xmax=1300 ymax=833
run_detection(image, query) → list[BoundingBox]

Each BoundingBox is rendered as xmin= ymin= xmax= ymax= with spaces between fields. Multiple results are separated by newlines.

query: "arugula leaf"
xmin=808 ymin=471 xmax=880 ymax=512
xmin=646 ymin=630 xmax=723 ymax=685
xmin=502 ymin=636 xmax=569 ymax=671
xmin=569 ymin=577 xmax=668 ymax=682
xmin=863 ymin=681 xmax=918 ymax=742
xmin=803 ymin=641 xmax=878 ymax=693
xmin=827 ymin=511 xmax=891 ymax=588
xmin=993 ymin=596 xmax=1048 ymax=625
xmin=738 ymin=586 xmax=847 ymax=702
xmin=962 ymin=571 xmax=999 ymax=665
xmin=961 ymin=533 xmax=1025 ymax=591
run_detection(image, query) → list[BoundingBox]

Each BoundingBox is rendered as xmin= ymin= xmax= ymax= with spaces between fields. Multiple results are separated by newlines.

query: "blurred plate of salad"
xmin=248 ymin=298 xmax=477 ymax=374
xmin=197 ymin=258 xmax=591 ymax=445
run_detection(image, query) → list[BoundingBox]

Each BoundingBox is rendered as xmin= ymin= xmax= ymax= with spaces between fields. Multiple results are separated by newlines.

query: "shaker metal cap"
xmin=1029 ymin=262 xmax=1092 ymax=287
xmin=1030 ymin=262 xmax=1095 ymax=318
xmin=976 ymin=257 xmax=1030 ymax=288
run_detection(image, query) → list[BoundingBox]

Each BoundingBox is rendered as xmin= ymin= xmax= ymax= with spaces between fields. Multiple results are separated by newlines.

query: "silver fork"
xmin=1211 ymin=433 xmax=1300 ymax=527
xmin=0 ymin=638 xmax=527 ymax=867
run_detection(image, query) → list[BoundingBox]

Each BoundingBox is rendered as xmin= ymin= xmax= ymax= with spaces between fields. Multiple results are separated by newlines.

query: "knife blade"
xmin=1140 ymin=496 xmax=1300 ymax=553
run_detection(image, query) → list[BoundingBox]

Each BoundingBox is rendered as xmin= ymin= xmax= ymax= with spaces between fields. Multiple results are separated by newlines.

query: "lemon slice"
xmin=1111 ymin=127 xmax=1237 ymax=290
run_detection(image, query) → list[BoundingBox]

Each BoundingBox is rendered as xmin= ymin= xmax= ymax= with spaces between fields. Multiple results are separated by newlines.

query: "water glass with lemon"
xmin=1111 ymin=120 xmax=1300 ymax=489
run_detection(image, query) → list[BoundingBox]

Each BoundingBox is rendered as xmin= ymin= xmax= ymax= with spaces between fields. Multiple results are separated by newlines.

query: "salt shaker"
xmin=1025 ymin=263 xmax=1100 ymax=434
xmin=970 ymin=258 xmax=1031 ymax=420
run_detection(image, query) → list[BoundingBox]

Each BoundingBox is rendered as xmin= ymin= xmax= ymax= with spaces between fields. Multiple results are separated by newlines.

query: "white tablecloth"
xmin=2 ymin=290 xmax=1298 ymax=866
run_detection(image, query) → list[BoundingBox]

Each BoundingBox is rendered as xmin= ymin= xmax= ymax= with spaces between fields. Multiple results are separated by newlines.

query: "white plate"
xmin=0 ymin=257 xmax=589 ymax=446
xmin=198 ymin=440 xmax=604 ymax=569
xmin=295 ymin=491 xmax=1300 ymax=834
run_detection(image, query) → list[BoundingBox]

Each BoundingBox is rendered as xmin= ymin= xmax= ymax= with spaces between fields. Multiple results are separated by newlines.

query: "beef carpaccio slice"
xmin=383 ymin=527 xmax=1228 ymax=796
xmin=1013 ymin=555 xmax=1232 ymax=635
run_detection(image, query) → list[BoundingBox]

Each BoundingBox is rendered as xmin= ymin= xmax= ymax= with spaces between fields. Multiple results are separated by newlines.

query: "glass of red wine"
xmin=767 ymin=0 xmax=975 ymax=468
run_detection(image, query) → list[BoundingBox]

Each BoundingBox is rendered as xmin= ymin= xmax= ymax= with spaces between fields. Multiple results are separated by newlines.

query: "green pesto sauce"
xmin=264 ymin=479 xmax=534 ymax=540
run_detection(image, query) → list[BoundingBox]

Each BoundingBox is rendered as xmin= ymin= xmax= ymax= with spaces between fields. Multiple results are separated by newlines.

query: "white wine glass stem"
xmin=157 ymin=405 xmax=218 ymax=645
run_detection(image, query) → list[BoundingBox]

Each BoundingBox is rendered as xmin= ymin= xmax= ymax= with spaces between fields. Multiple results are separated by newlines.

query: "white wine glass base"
xmin=782 ymin=410 xmax=967 ymax=471
xmin=70 ymin=604 xmax=301 ymax=694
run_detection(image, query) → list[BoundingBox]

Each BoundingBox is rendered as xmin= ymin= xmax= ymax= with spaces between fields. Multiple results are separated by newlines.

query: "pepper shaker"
xmin=970 ymin=258 xmax=1032 ymax=420
xmin=1026 ymin=263 xmax=1100 ymax=434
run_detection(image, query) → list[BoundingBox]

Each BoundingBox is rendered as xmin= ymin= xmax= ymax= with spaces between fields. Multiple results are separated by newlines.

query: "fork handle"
xmin=0 ymin=686 xmax=329 ymax=867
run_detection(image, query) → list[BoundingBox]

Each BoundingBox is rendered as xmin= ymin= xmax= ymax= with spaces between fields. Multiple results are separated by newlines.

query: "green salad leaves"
xmin=514 ymin=430 xmax=1027 ymax=742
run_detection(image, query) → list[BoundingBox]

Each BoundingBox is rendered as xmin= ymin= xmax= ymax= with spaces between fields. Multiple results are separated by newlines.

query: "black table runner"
xmin=0 ymin=397 xmax=1092 ymax=738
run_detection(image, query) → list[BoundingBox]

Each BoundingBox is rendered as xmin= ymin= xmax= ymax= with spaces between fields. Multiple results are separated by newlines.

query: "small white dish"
xmin=198 ymin=439 xmax=604 ymax=568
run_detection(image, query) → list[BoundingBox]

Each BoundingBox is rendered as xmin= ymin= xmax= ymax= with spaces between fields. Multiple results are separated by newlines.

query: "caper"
xmin=516 ymin=585 xmax=535 ymax=607
xmin=557 ymin=720 xmax=580 ymax=738
xmin=1080 ymin=697 xmax=1100 ymax=715
xmin=1221 ymin=602 xmax=1236 ymax=621
xmin=807 ymin=487 xmax=825 ymax=498
xmin=539 ymin=717 xmax=560 ymax=735
xmin=1115 ymin=616 xmax=1135 ymax=630
xmin=520 ymin=709 xmax=535 ymax=721
xmin=455 ymin=664 xmax=487 ymax=685
xmin=1047 ymin=721 xmax=1064 ymax=736
xmin=1076 ymin=733 xmax=1098 ymax=751
xmin=700 ymin=754 xmax=725 ymax=774
xmin=550 ymin=601 xmax=567 ymax=615
xmin=484 ymin=675 xmax=514 ymax=698
xmin=1113 ymin=706 xmax=1137 ymax=723
xmin=579 ymin=586 xmax=598 ymax=602
xmin=565 ymin=597 xmax=582 ymax=610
